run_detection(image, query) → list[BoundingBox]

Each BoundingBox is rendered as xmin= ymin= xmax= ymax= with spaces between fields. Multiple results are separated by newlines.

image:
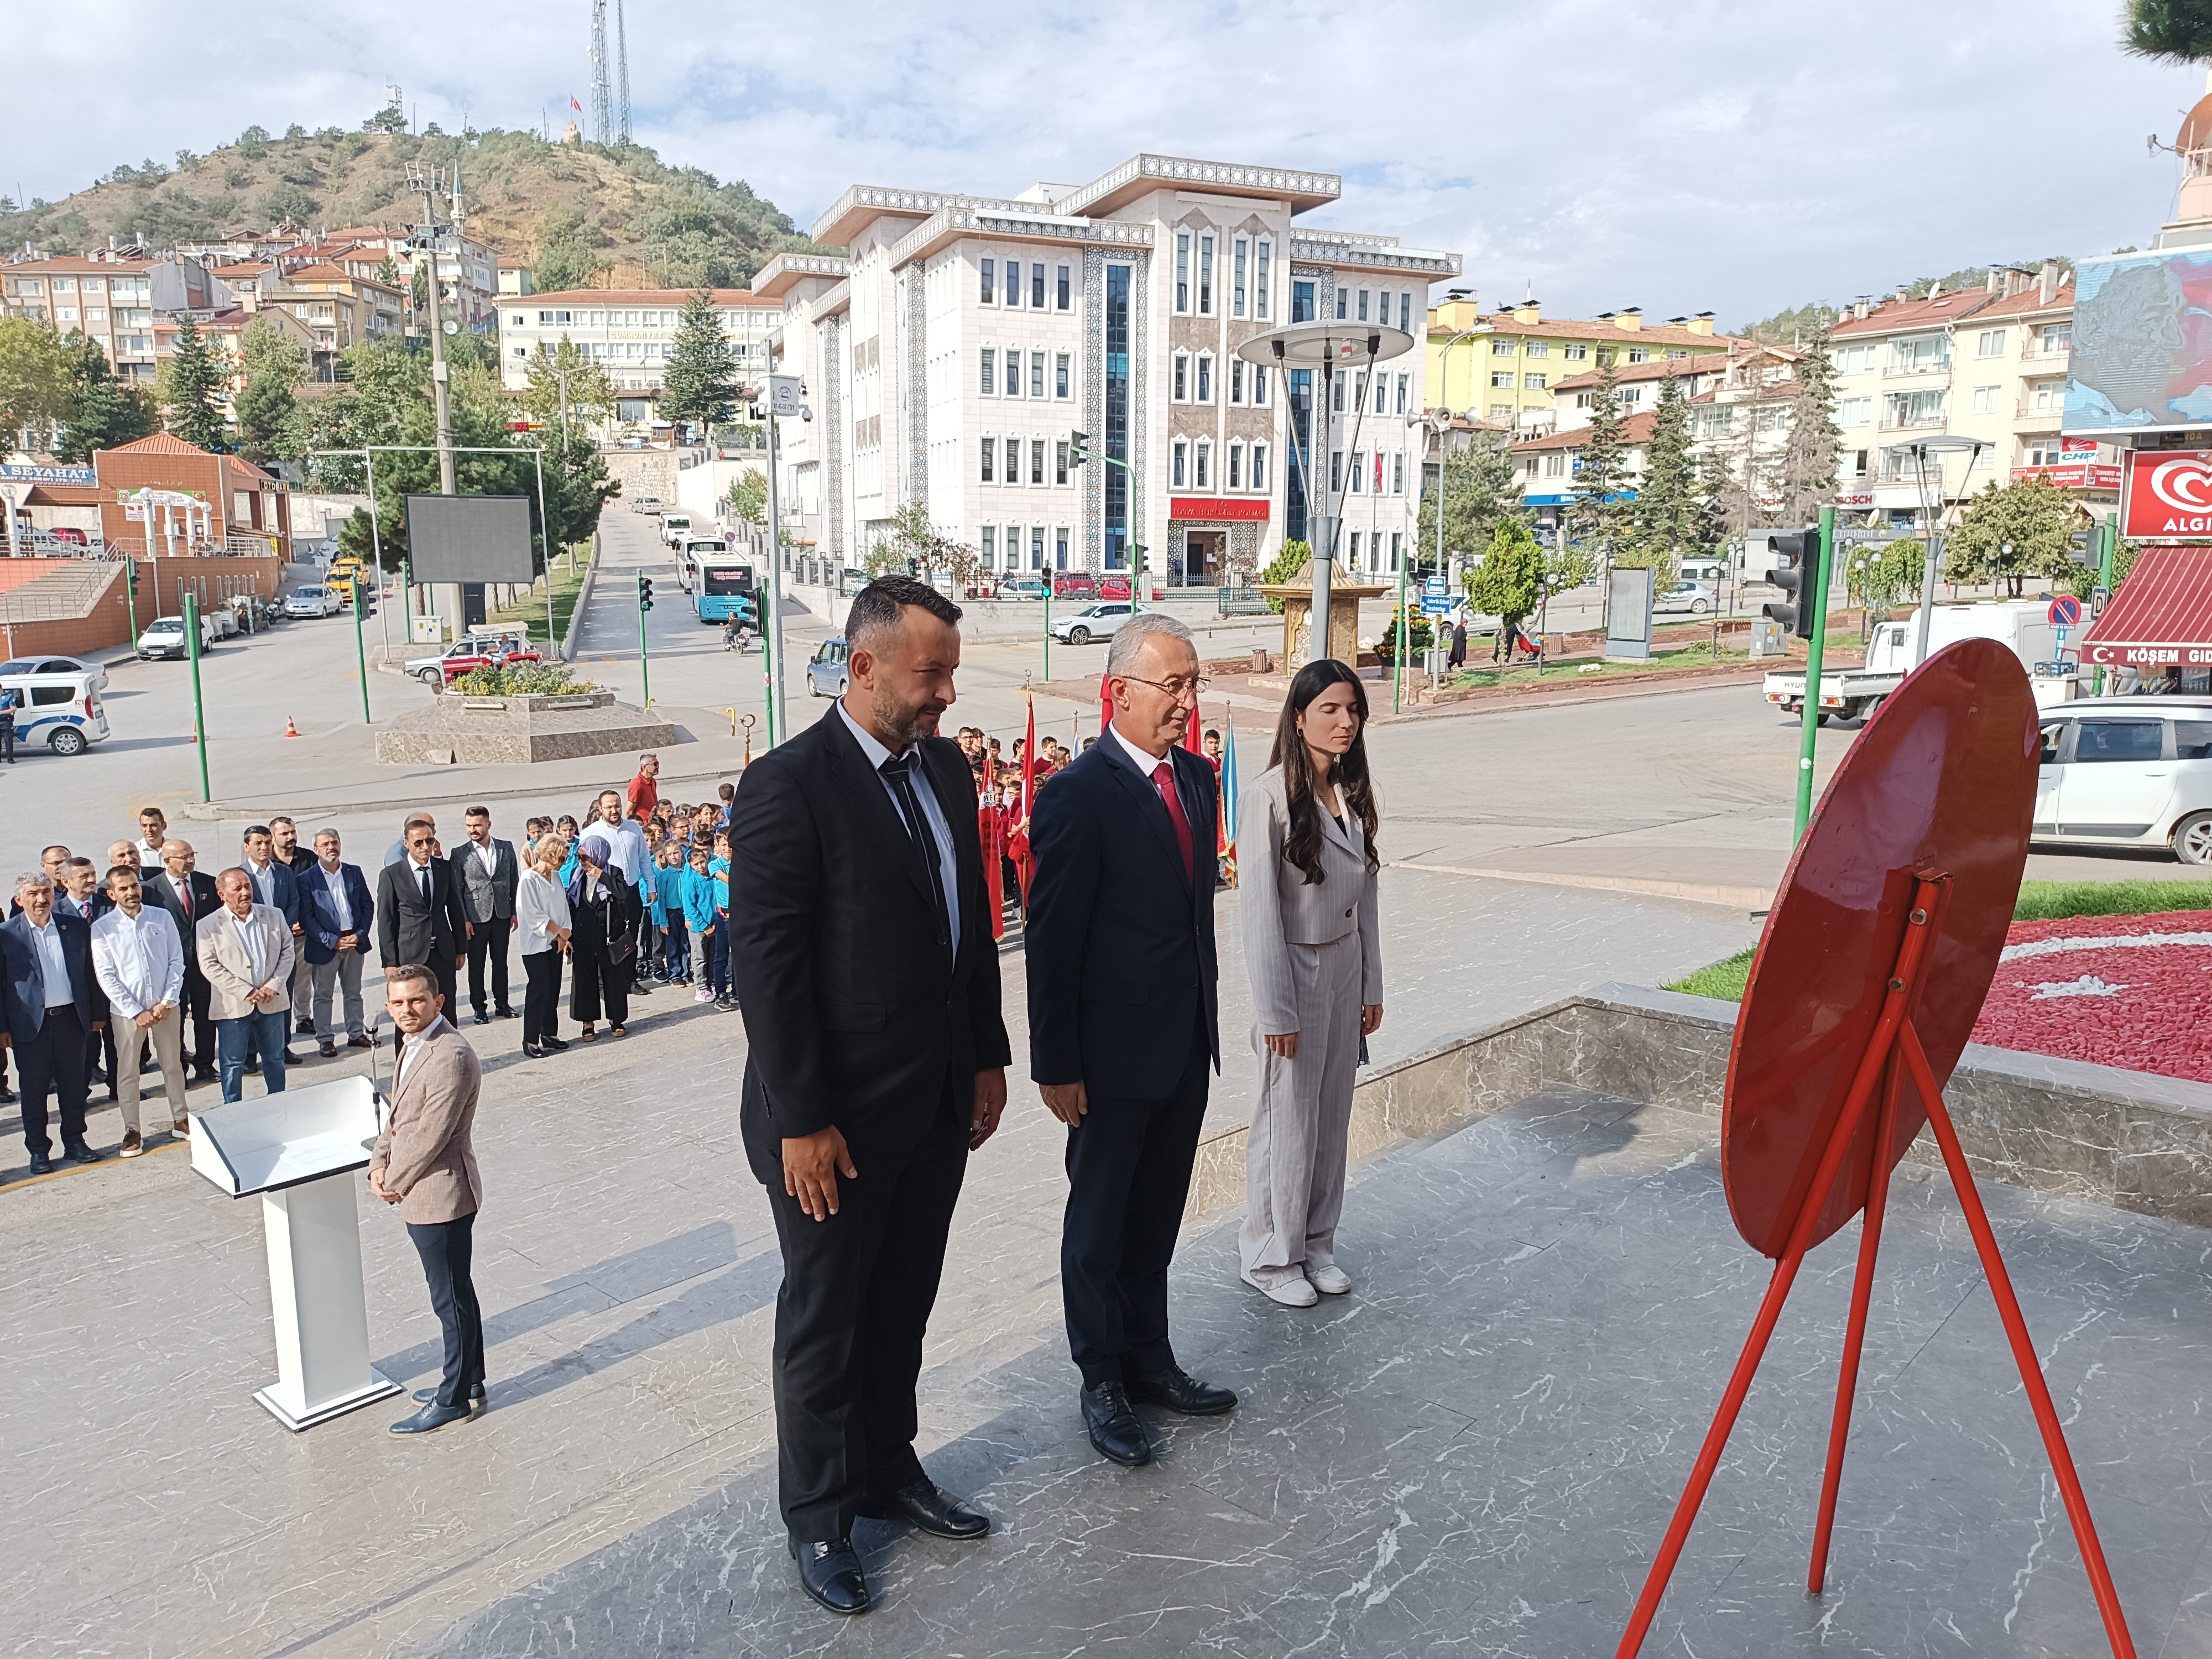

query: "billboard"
xmin=403 ymin=494 xmax=535 ymax=583
xmin=2067 ymin=248 xmax=2212 ymax=435
xmin=2122 ymin=450 xmax=2212 ymax=537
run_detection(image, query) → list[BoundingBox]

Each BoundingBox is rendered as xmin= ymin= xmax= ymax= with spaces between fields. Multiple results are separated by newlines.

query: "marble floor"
xmin=413 ymin=1089 xmax=2212 ymax=1659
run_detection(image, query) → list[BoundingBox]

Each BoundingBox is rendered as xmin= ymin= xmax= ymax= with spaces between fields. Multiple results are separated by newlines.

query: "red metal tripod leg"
xmin=1898 ymin=1022 xmax=2137 ymax=1659
xmin=1807 ymin=1052 xmax=1906 ymax=1593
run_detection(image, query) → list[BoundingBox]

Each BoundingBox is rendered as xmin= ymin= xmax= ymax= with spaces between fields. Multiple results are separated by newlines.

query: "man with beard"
xmin=727 ymin=576 xmax=1011 ymax=1619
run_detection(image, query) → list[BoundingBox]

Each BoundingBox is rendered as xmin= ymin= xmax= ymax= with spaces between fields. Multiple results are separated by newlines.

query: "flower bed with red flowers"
xmin=1970 ymin=909 xmax=2212 ymax=1083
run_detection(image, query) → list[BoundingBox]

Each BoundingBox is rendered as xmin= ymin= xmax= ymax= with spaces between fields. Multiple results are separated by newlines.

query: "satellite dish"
xmin=442 ymin=320 xmax=459 ymax=335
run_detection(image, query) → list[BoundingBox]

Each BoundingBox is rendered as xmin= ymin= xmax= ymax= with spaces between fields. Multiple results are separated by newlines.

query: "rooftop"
xmin=512 ymin=288 xmax=779 ymax=309
xmin=1512 ymin=409 xmax=1661 ymax=451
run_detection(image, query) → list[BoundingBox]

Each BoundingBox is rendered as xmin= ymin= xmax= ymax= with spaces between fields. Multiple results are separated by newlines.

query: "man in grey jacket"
xmin=454 ymin=806 xmax=519 ymax=1026
xmin=371 ymin=963 xmax=487 ymax=1436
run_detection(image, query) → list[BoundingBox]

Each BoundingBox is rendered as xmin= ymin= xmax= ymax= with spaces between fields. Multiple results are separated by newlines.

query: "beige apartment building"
xmin=1426 ymin=298 xmax=1743 ymax=434
xmin=0 ymin=252 xmax=225 ymax=382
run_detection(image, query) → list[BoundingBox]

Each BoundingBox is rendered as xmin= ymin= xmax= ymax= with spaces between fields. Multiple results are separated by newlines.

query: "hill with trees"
xmin=0 ymin=103 xmax=826 ymax=291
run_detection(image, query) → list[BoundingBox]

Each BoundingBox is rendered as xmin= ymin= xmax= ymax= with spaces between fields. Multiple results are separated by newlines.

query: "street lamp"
xmin=1880 ymin=434 xmax=1991 ymax=667
xmin=1236 ymin=319 xmax=1416 ymax=666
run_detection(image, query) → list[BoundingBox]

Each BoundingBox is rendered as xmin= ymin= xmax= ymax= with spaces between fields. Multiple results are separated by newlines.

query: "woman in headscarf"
xmin=567 ymin=831 xmax=636 ymax=1040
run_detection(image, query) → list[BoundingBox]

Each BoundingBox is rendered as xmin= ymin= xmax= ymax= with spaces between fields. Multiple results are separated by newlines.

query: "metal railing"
xmin=0 ymin=561 xmax=121 ymax=624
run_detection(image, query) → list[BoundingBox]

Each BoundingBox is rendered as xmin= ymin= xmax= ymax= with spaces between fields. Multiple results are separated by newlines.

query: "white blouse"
xmin=516 ymin=867 xmax=572 ymax=955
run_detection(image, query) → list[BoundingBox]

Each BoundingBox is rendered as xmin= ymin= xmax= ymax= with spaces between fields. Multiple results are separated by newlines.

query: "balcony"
xmin=1882 ymin=359 xmax=1950 ymax=379
xmin=1879 ymin=413 xmax=1948 ymax=432
xmin=2015 ymin=399 xmax=2065 ymax=427
xmin=2022 ymin=341 xmax=2070 ymax=363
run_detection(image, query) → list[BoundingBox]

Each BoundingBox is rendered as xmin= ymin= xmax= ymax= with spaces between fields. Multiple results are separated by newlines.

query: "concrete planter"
xmin=375 ymin=688 xmax=675 ymax=766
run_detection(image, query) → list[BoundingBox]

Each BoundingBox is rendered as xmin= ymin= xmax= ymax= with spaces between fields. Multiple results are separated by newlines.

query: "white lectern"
xmin=190 ymin=1074 xmax=405 ymax=1430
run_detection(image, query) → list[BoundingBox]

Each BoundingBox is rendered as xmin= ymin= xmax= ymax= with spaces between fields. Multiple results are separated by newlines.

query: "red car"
xmin=1052 ymin=572 xmax=1098 ymax=600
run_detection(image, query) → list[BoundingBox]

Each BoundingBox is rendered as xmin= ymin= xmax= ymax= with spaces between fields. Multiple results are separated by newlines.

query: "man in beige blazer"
xmin=370 ymin=961 xmax=487 ymax=1437
xmin=197 ymin=869 xmax=295 ymax=1104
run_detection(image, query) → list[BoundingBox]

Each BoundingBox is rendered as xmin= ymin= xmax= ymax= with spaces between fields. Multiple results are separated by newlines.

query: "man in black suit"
xmin=145 ymin=839 xmax=222 ymax=1084
xmin=1026 ymin=611 xmax=1237 ymax=1468
xmin=0 ymin=873 xmax=108 ymax=1171
xmin=729 ymin=576 xmax=1011 ymax=1619
xmin=376 ymin=813 xmax=468 ymax=1016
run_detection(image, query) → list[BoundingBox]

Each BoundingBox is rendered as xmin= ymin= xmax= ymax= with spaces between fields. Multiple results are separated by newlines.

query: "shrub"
xmin=447 ymin=662 xmax=594 ymax=696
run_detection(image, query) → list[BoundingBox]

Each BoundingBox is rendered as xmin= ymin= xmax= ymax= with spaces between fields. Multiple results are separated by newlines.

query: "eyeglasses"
xmin=1117 ymin=674 xmax=1211 ymax=702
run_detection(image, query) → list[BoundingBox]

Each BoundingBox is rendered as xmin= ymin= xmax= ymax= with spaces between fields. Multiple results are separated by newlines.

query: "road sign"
xmin=1420 ymin=594 xmax=1454 ymax=617
xmin=767 ymin=375 xmax=804 ymax=418
xmin=2048 ymin=595 xmax=2082 ymax=627
xmin=1423 ymin=575 xmax=1447 ymax=596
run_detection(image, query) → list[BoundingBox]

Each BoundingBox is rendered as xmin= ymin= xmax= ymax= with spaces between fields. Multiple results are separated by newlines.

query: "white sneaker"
xmin=1308 ymin=1265 xmax=1352 ymax=1296
xmin=1244 ymin=1271 xmax=1318 ymax=1308
xmin=693 ymin=988 xmax=714 ymax=1003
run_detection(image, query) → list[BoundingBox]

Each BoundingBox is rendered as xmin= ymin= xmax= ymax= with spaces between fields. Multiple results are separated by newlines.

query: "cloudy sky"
xmin=15 ymin=0 xmax=2207 ymax=326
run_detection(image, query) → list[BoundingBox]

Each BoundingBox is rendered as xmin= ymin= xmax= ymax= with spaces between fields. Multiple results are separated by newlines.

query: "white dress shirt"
xmin=246 ymin=858 xmax=279 ymax=908
xmin=473 ymin=839 xmax=499 ymax=877
xmin=608 ymin=818 xmax=650 ymax=886
xmin=29 ymin=916 xmax=74 ymax=1010
xmin=1108 ymin=720 xmax=1173 ymax=779
xmin=92 ymin=904 xmax=185 ymax=1020
xmin=320 ymin=862 xmax=354 ymax=933
xmin=394 ymin=1014 xmax=451 ymax=1094
xmin=834 ymin=701 xmax=961 ymax=959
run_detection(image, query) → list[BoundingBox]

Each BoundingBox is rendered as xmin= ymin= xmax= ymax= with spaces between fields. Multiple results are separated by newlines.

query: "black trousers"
xmin=180 ymin=963 xmax=215 ymax=1071
xmin=1061 ymin=1014 xmax=1211 ymax=1388
xmin=406 ymin=1212 xmax=485 ymax=1407
xmin=521 ymin=949 xmax=562 ymax=1045
xmin=766 ymin=1080 xmax=967 ymax=1543
xmin=465 ymin=920 xmax=512 ymax=1016
xmin=16 ymin=1005 xmax=91 ymax=1159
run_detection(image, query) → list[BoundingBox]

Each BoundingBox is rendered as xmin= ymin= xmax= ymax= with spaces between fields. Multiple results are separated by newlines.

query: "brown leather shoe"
xmin=171 ymin=1118 xmax=190 ymax=1139
xmin=119 ymin=1129 xmax=144 ymax=1157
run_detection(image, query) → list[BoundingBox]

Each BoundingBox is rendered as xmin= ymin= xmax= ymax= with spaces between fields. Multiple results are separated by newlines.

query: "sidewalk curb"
xmin=1391 ymin=858 xmax=1772 ymax=912
xmin=562 ymin=536 xmax=600 ymax=664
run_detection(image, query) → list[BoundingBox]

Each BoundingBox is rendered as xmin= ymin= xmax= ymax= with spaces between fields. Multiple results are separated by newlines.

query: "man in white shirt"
xmin=133 ymin=806 xmax=169 ymax=874
xmin=90 ymin=865 xmax=186 ymax=1155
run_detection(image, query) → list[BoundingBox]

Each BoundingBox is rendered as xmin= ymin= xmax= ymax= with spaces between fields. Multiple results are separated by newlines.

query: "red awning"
xmin=2080 ymin=544 xmax=2212 ymax=668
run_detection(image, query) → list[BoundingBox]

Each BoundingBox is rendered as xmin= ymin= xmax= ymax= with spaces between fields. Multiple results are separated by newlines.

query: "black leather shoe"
xmin=787 ymin=1536 xmax=870 ymax=1615
xmin=1127 ymin=1366 xmax=1238 ymax=1417
xmin=27 ymin=1154 xmax=51 ymax=1175
xmin=346 ymin=1035 xmax=373 ymax=1050
xmin=541 ymin=1036 xmax=568 ymax=1052
xmin=295 ymin=1018 xmax=315 ymax=1036
xmin=1081 ymin=1383 xmax=1152 ymax=1466
xmin=523 ymin=1044 xmax=547 ymax=1059
xmin=319 ymin=1040 xmax=337 ymax=1057
xmin=413 ymin=1383 xmax=487 ymax=1410
xmin=67 ymin=1144 xmax=103 ymax=1165
xmin=388 ymin=1402 xmax=473 ymax=1436
xmin=472 ymin=1011 xmax=492 ymax=1026
xmin=243 ymin=1060 xmax=259 ymax=1076
xmin=495 ymin=1006 xmax=517 ymax=1019
xmin=859 ymin=1477 xmax=990 ymax=1539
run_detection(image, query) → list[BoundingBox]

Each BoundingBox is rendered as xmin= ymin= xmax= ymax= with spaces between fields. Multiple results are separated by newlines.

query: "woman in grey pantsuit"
xmin=1239 ymin=659 xmax=1384 ymax=1308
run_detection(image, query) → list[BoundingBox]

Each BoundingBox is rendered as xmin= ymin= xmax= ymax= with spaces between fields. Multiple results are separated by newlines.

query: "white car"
xmin=1653 ymin=581 xmax=1717 ymax=616
xmin=136 ymin=614 xmax=217 ymax=660
xmin=0 ymin=655 xmax=108 ymax=693
xmin=1050 ymin=602 xmax=1138 ymax=646
xmin=283 ymin=586 xmax=341 ymax=618
xmin=2033 ymin=696 xmax=2212 ymax=864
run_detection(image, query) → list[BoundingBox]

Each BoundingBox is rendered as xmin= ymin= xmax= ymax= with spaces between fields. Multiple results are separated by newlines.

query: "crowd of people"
xmin=0 ymin=753 xmax=747 ymax=1173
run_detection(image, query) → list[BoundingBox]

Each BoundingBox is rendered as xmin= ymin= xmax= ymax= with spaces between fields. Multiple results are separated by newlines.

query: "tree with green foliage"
xmin=542 ymin=429 xmax=621 ymax=555
xmin=1464 ymin=519 xmax=1548 ymax=649
xmin=724 ymin=468 xmax=767 ymax=529
xmin=233 ymin=316 xmax=307 ymax=463
xmin=54 ymin=333 xmax=155 ymax=462
xmin=1943 ymin=477 xmax=2081 ymax=596
xmin=1842 ymin=538 xmax=1927 ymax=637
xmin=659 ymin=290 xmax=739 ymax=433
xmin=159 ymin=315 xmax=228 ymax=450
xmin=1414 ymin=429 xmax=1525 ymax=574
xmin=1258 ymin=538 xmax=1313 ymax=613
xmin=1568 ymin=358 xmax=1632 ymax=576
xmin=1620 ymin=372 xmax=1707 ymax=586
xmin=520 ymin=338 xmax=616 ymax=442
xmin=0 ymin=317 xmax=69 ymax=448
xmin=1770 ymin=328 xmax=1840 ymax=525
xmin=2124 ymin=0 xmax=2212 ymax=61
xmin=364 ymin=103 xmax=408 ymax=134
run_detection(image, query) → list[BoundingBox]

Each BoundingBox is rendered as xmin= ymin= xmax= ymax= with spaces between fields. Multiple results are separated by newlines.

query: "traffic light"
xmin=638 ymin=573 xmax=654 ymax=612
xmin=123 ymin=561 xmax=137 ymax=597
xmin=1764 ymin=527 xmax=1819 ymax=640
xmin=1067 ymin=430 xmax=1091 ymax=468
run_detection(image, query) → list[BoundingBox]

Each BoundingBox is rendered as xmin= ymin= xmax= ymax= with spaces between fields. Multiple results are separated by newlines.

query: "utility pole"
xmin=406 ymin=161 xmax=460 ymax=639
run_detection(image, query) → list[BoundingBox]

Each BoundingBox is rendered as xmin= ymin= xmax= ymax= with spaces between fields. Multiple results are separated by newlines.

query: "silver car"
xmin=1653 ymin=581 xmax=1716 ymax=616
xmin=806 ymin=637 xmax=850 ymax=697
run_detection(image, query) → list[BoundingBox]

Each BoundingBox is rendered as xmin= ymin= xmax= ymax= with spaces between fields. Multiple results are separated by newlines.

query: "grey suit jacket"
xmin=195 ymin=903 xmax=296 ymax=1021
xmin=370 ymin=1018 xmax=484 ymax=1224
xmin=1239 ymin=765 xmax=1383 ymax=1036
xmin=455 ymin=837 xmax=518 ymax=924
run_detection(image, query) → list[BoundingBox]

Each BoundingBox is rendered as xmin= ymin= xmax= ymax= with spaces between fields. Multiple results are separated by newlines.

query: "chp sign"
xmin=2124 ymin=449 xmax=2212 ymax=537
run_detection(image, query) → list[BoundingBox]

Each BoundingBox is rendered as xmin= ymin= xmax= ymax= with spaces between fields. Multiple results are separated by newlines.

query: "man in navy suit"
xmin=1025 ymin=612 xmax=1237 ymax=1469
xmin=297 ymin=828 xmax=377 ymax=1056
xmin=0 ymin=873 xmax=109 ymax=1172
xmin=242 ymin=825 xmax=304 ymax=1070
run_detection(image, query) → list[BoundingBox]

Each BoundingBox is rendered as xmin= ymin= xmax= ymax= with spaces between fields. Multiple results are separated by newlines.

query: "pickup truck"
xmin=1763 ymin=599 xmax=2081 ymax=723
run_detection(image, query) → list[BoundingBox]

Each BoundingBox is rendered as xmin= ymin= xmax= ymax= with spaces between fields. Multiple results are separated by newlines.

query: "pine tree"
xmin=1621 ymin=372 xmax=1705 ymax=585
xmin=659 ymin=289 xmax=739 ymax=434
xmin=1770 ymin=328 xmax=1840 ymax=525
xmin=1568 ymin=357 xmax=1631 ymax=571
xmin=233 ymin=316 xmax=307 ymax=463
xmin=54 ymin=335 xmax=155 ymax=463
xmin=1415 ymin=430 xmax=1526 ymax=574
xmin=161 ymin=315 xmax=228 ymax=449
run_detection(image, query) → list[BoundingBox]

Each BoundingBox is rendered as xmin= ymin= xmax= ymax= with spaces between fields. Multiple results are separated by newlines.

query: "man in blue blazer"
xmin=1025 ymin=612 xmax=1236 ymax=1469
xmin=297 ymin=829 xmax=377 ymax=1056
xmin=0 ymin=873 xmax=109 ymax=1172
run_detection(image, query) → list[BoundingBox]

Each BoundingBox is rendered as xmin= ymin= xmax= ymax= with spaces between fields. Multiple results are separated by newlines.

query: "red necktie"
xmin=179 ymin=879 xmax=193 ymax=920
xmin=1150 ymin=760 xmax=1194 ymax=885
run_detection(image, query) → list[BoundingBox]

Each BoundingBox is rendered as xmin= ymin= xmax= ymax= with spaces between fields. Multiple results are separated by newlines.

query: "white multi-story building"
xmin=495 ymin=288 xmax=783 ymax=425
xmin=753 ymin=155 xmax=1460 ymax=586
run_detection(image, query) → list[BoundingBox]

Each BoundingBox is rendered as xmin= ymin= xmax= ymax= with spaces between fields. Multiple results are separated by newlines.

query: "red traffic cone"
xmin=284 ymin=715 xmax=300 ymax=738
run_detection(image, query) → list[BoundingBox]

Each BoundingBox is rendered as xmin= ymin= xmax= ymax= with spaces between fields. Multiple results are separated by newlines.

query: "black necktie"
xmin=419 ymin=865 xmax=431 ymax=905
xmin=881 ymin=753 xmax=952 ymax=954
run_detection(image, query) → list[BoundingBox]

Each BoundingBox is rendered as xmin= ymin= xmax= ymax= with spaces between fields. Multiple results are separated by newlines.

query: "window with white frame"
xmin=1233 ymin=238 xmax=1248 ymax=317
xmin=1562 ymin=342 xmax=1588 ymax=361
xmin=1199 ymin=234 xmax=1214 ymax=315
xmin=1976 ymin=328 xmax=2007 ymax=357
xmin=1030 ymin=351 xmax=1045 ymax=398
xmin=1333 ymin=374 xmax=1347 ymax=412
xmin=980 ymin=437 xmax=995 ymax=483
xmin=1173 ymin=441 xmax=1188 ymax=487
xmin=1335 ymin=285 xmax=1348 ymax=320
xmin=1030 ymin=525 xmax=1046 ymax=570
xmin=1349 ymin=450 xmax=1365 ymax=493
xmin=1370 ymin=371 xmax=1385 ymax=415
xmin=1492 ymin=371 xmax=1514 ymax=388
xmin=1173 ymin=352 xmax=1189 ymax=401
xmin=1832 ymin=342 xmax=1876 ymax=374
xmin=1031 ymin=264 xmax=1045 ymax=308
xmin=1399 ymin=293 xmax=1412 ymax=332
xmin=1055 ymin=352 xmax=1070 ymax=398
xmin=1255 ymin=240 xmax=1271 ymax=319
xmin=979 ymin=257 xmax=997 ymax=304
xmin=1228 ymin=441 xmax=1244 ymax=489
xmin=1393 ymin=452 xmax=1405 ymax=494
xmin=1832 ymin=397 xmax=1871 ymax=427
xmin=1619 ymin=385 xmax=1643 ymax=405
xmin=1252 ymin=442 xmax=1269 ymax=490
xmin=1004 ymin=259 xmax=1020 ymax=306
xmin=1056 ymin=440 xmax=1070 ymax=484
xmin=1525 ymin=341 xmax=1549 ymax=358
xmin=1493 ymin=338 xmax=1516 ymax=356
xmin=1057 ymin=264 xmax=1071 ymax=310
xmin=980 ymin=525 xmax=996 ymax=568
xmin=1230 ymin=359 xmax=1244 ymax=404
xmin=1357 ymin=288 xmax=1370 ymax=322
xmin=1196 ymin=353 xmax=1213 ymax=403
xmin=1252 ymin=365 xmax=1269 ymax=405
xmin=1970 ymin=384 xmax=2001 ymax=414
xmin=1490 ymin=403 xmax=1513 ymax=419
xmin=980 ymin=347 xmax=996 ymax=395
xmin=1195 ymin=440 xmax=1212 ymax=489
xmin=1395 ymin=372 xmax=1410 ymax=414
xmin=1176 ymin=233 xmax=1191 ymax=312
xmin=1525 ymin=373 xmax=1546 ymax=390
xmin=1544 ymin=452 xmax=1566 ymax=478
xmin=1330 ymin=450 xmax=1343 ymax=492
xmin=1055 ymin=526 xmax=1070 ymax=568
xmin=1009 ymin=524 xmax=1025 ymax=567
xmin=1754 ymin=405 xmax=1788 ymax=432
xmin=1029 ymin=439 xmax=1045 ymax=485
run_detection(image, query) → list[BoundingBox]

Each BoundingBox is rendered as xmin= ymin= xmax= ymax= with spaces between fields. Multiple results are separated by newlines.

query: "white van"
xmin=0 ymin=665 xmax=111 ymax=757
xmin=660 ymin=513 xmax=693 ymax=547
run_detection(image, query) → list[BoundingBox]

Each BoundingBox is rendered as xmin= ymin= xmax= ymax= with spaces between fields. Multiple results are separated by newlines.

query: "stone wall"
xmin=1185 ymin=983 xmax=2212 ymax=1229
